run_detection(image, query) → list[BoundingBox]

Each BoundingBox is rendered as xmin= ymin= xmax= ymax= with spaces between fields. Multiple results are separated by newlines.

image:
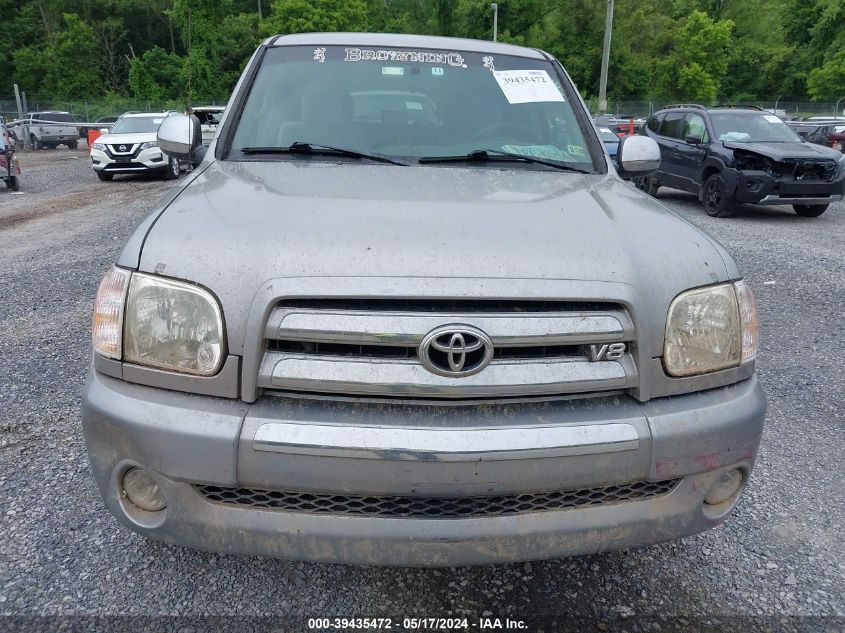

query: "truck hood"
xmin=722 ymin=141 xmax=843 ymax=161
xmin=134 ymin=160 xmax=735 ymax=354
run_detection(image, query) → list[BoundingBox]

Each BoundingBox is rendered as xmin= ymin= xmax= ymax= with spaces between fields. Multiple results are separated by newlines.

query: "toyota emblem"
xmin=418 ymin=325 xmax=494 ymax=377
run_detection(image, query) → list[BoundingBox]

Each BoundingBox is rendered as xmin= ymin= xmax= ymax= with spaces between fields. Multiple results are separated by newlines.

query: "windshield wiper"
xmin=418 ymin=149 xmax=591 ymax=173
xmin=240 ymin=142 xmax=408 ymax=166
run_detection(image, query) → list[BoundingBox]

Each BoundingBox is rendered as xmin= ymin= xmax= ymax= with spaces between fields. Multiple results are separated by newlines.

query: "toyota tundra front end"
xmin=81 ymin=33 xmax=766 ymax=566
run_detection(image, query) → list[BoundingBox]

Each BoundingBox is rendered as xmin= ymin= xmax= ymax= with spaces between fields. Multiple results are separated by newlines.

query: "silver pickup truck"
xmin=83 ymin=33 xmax=765 ymax=567
xmin=9 ymin=111 xmax=79 ymax=149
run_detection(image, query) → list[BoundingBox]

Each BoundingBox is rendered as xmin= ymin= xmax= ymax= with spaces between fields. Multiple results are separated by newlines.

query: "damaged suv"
xmin=637 ymin=104 xmax=845 ymax=217
xmin=82 ymin=34 xmax=765 ymax=567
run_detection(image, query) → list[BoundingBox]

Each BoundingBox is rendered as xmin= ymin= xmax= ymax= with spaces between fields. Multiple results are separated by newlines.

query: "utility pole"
xmin=187 ymin=8 xmax=192 ymax=109
xmin=13 ymin=84 xmax=23 ymax=120
xmin=598 ymin=0 xmax=614 ymax=115
xmin=491 ymin=3 xmax=498 ymax=42
xmin=257 ymin=0 xmax=262 ymax=21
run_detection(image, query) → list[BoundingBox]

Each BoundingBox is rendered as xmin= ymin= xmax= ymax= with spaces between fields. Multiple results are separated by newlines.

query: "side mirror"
xmin=684 ymin=135 xmax=702 ymax=145
xmin=615 ymin=135 xmax=660 ymax=178
xmin=99 ymin=128 xmax=109 ymax=134
xmin=157 ymin=114 xmax=201 ymax=162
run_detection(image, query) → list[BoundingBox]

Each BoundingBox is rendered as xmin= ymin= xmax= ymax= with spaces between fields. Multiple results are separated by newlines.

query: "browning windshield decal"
xmin=343 ymin=48 xmax=467 ymax=68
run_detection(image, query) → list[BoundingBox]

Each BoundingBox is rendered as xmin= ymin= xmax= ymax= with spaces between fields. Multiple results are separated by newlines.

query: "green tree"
xmin=12 ymin=13 xmax=102 ymax=99
xmin=677 ymin=61 xmax=718 ymax=101
xmin=264 ymin=0 xmax=368 ymax=35
xmin=656 ymin=10 xmax=733 ymax=100
xmin=128 ymin=45 xmax=184 ymax=100
xmin=806 ymin=49 xmax=845 ymax=100
xmin=0 ymin=0 xmax=839 ymax=107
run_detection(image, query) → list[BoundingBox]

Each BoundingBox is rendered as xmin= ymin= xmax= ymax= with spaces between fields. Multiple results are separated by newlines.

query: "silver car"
xmin=83 ymin=33 xmax=765 ymax=567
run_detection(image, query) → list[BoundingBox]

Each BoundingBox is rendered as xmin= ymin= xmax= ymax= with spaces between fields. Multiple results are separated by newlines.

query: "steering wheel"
xmin=471 ymin=123 xmax=536 ymax=142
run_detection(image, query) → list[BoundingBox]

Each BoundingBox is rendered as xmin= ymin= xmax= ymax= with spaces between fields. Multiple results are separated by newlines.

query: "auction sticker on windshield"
xmin=493 ymin=70 xmax=564 ymax=104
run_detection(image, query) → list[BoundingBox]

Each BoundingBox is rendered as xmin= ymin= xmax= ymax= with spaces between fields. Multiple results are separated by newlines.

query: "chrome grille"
xmin=274 ymin=298 xmax=616 ymax=312
xmin=195 ymin=479 xmax=679 ymax=519
xmin=258 ymin=299 xmax=637 ymax=398
xmin=268 ymin=339 xmax=586 ymax=360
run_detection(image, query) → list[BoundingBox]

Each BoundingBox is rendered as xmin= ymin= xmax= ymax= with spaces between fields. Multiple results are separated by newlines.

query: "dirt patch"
xmin=0 ymin=188 xmax=94 ymax=229
xmin=15 ymin=147 xmax=88 ymax=168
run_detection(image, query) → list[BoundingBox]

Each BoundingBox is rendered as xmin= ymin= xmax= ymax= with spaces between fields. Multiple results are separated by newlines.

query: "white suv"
xmin=91 ymin=112 xmax=181 ymax=181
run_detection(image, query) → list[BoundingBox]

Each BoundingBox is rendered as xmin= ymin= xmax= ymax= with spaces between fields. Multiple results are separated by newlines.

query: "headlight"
xmin=92 ymin=266 xmax=130 ymax=359
xmin=139 ymin=141 xmax=158 ymax=150
xmin=123 ymin=273 xmax=225 ymax=375
xmin=92 ymin=267 xmax=225 ymax=375
xmin=663 ymin=281 xmax=759 ymax=376
xmin=92 ymin=142 xmax=105 ymax=150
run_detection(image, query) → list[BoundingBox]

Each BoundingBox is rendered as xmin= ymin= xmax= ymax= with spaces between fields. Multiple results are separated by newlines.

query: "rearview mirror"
xmin=157 ymin=114 xmax=201 ymax=162
xmin=615 ymin=135 xmax=660 ymax=178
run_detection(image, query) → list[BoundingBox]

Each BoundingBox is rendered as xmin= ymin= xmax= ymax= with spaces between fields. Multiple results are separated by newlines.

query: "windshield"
xmin=109 ymin=116 xmax=165 ymax=135
xmin=195 ymin=110 xmax=223 ymax=125
xmin=710 ymin=112 xmax=803 ymax=143
xmin=230 ymin=45 xmax=597 ymax=170
xmin=598 ymin=127 xmax=619 ymax=143
xmin=37 ymin=112 xmax=74 ymax=123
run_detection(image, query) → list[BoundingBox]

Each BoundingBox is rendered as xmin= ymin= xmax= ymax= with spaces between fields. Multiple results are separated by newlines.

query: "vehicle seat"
xmin=277 ymin=83 xmax=359 ymax=148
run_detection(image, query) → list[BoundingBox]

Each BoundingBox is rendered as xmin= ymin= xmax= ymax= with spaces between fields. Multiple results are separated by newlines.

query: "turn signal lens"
xmin=734 ymin=280 xmax=759 ymax=364
xmin=92 ymin=266 xmax=130 ymax=359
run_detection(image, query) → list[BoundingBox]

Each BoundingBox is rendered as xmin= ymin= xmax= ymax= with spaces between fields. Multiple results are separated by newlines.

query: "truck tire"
xmin=30 ymin=135 xmax=42 ymax=151
xmin=792 ymin=204 xmax=828 ymax=217
xmin=6 ymin=176 xmax=20 ymax=191
xmin=702 ymin=173 xmax=736 ymax=218
xmin=633 ymin=175 xmax=659 ymax=197
xmin=96 ymin=171 xmax=113 ymax=182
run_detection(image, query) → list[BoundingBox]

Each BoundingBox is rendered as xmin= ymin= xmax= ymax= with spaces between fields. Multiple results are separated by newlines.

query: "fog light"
xmin=122 ymin=468 xmax=166 ymax=512
xmin=704 ymin=468 xmax=743 ymax=505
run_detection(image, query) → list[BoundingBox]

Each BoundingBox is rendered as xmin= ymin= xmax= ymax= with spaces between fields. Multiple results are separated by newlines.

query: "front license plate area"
xmin=115 ymin=156 xmax=131 ymax=164
xmin=779 ymin=183 xmax=829 ymax=196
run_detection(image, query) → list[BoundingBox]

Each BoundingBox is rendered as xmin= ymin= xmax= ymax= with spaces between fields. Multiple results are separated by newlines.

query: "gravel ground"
xmin=0 ymin=153 xmax=843 ymax=632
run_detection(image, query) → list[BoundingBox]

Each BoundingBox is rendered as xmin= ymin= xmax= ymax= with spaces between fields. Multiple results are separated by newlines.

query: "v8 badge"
xmin=590 ymin=342 xmax=626 ymax=361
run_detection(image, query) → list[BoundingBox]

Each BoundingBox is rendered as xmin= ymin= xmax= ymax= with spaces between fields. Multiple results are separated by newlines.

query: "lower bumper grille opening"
xmin=194 ymin=479 xmax=680 ymax=519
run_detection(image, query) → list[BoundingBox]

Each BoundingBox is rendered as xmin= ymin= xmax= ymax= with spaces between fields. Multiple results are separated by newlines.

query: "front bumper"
xmin=82 ymin=369 xmax=766 ymax=566
xmin=728 ymin=167 xmax=845 ymax=206
xmin=91 ymin=147 xmax=167 ymax=173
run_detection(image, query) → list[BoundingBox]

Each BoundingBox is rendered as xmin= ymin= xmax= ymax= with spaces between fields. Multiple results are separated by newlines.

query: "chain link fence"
xmin=1 ymin=95 xmax=227 ymax=151
xmin=0 ymin=96 xmax=226 ymax=123
xmin=3 ymin=93 xmax=844 ymax=152
xmin=5 ymin=94 xmax=843 ymax=124
xmin=586 ymin=98 xmax=845 ymax=120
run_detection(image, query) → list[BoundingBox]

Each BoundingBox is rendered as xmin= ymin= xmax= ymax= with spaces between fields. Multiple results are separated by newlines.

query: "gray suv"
xmin=83 ymin=33 xmax=766 ymax=567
